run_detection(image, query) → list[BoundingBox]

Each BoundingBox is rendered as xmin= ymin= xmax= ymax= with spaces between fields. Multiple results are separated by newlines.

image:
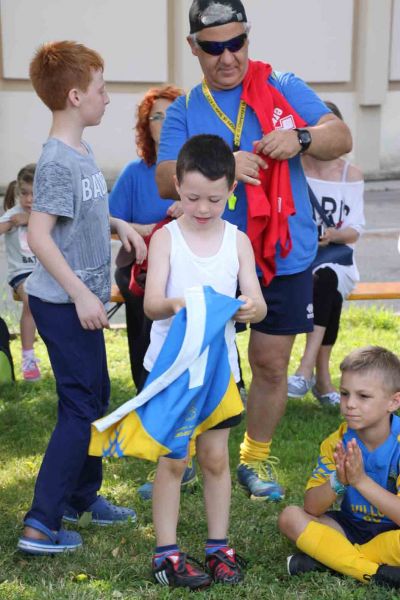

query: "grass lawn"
xmin=0 ymin=306 xmax=399 ymax=599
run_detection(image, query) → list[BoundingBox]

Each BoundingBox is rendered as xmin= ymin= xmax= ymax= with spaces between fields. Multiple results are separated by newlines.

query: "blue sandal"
xmin=17 ymin=517 xmax=82 ymax=555
xmin=63 ymin=495 xmax=137 ymax=526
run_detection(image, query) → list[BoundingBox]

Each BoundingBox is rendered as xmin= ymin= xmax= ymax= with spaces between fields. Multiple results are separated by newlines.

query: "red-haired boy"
xmin=18 ymin=41 xmax=146 ymax=555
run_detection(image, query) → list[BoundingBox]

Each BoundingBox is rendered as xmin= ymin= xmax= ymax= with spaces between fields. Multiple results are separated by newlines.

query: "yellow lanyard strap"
xmin=201 ymin=81 xmax=246 ymax=210
xmin=202 ymin=80 xmax=246 ymax=152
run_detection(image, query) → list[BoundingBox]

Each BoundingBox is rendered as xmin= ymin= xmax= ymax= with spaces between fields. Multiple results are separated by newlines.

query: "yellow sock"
xmin=239 ymin=432 xmax=271 ymax=464
xmin=297 ymin=521 xmax=379 ymax=583
xmin=358 ymin=529 xmax=400 ymax=566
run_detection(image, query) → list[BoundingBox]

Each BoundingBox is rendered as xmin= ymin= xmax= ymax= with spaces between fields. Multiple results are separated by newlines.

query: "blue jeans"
xmin=26 ymin=296 xmax=110 ymax=530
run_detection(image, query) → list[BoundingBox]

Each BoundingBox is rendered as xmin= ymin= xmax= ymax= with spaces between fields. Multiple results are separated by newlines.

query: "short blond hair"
xmin=30 ymin=40 xmax=104 ymax=111
xmin=340 ymin=346 xmax=400 ymax=394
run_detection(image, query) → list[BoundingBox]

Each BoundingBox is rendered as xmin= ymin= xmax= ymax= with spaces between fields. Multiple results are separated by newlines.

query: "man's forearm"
xmin=307 ymin=116 xmax=352 ymax=161
xmin=156 ymin=161 xmax=180 ymax=200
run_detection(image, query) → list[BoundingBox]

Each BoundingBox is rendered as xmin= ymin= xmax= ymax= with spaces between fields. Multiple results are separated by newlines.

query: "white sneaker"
xmin=287 ymin=375 xmax=314 ymax=398
xmin=22 ymin=356 xmax=41 ymax=382
xmin=312 ymin=385 xmax=340 ymax=406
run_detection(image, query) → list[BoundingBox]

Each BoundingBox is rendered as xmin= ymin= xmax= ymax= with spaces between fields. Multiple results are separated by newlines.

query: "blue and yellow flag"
xmin=89 ymin=286 xmax=243 ymax=461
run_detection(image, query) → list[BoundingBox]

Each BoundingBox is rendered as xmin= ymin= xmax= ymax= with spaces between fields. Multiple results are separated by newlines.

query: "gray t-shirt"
xmin=25 ymin=138 xmax=111 ymax=303
xmin=0 ymin=205 xmax=37 ymax=283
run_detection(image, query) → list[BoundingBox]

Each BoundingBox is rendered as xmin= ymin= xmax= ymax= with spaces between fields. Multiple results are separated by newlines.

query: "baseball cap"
xmin=189 ymin=0 xmax=247 ymax=34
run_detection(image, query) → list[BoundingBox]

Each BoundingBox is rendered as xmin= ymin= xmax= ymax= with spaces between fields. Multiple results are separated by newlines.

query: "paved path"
xmin=1 ymin=184 xmax=399 ymax=329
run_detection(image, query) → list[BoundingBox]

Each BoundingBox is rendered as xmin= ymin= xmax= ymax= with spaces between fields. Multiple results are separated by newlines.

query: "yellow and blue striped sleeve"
xmin=306 ymin=423 xmax=347 ymax=490
xmin=396 ymin=436 xmax=400 ymax=496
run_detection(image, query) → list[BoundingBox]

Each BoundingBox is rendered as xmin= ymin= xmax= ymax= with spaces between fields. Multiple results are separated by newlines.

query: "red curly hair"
xmin=136 ymin=85 xmax=184 ymax=166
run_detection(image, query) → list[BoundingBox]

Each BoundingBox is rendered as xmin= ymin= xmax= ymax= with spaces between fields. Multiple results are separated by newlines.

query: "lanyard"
xmin=202 ymin=80 xmax=246 ymax=152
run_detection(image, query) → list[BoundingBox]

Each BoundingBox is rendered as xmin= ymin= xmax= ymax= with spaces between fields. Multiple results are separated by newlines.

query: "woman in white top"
xmin=288 ymin=102 xmax=365 ymax=405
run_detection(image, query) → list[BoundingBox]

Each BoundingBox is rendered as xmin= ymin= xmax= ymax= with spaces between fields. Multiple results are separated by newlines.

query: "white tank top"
xmin=144 ymin=219 xmax=240 ymax=381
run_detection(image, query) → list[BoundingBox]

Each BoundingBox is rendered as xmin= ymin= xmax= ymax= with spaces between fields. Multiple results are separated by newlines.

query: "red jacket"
xmin=242 ymin=61 xmax=307 ymax=285
xmin=129 ymin=218 xmax=171 ymax=296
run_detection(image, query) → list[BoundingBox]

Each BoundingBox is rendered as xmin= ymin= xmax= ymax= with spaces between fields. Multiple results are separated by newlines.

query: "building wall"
xmin=0 ymin=0 xmax=399 ymax=188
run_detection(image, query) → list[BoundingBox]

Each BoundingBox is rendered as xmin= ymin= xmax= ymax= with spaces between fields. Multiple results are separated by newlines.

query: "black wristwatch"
xmin=294 ymin=128 xmax=312 ymax=154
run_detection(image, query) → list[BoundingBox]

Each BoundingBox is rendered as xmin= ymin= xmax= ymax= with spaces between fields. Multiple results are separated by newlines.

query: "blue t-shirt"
xmin=109 ymin=159 xmax=174 ymax=224
xmin=158 ymin=71 xmax=330 ymax=276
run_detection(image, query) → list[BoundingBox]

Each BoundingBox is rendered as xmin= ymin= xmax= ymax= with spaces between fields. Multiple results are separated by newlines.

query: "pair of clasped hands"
xmin=334 ymin=439 xmax=367 ymax=488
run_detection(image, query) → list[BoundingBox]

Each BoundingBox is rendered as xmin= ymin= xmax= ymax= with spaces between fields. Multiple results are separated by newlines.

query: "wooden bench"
xmin=110 ymin=283 xmax=125 ymax=304
xmin=347 ymin=282 xmax=400 ymax=301
xmin=13 ymin=282 xmax=400 ymax=319
xmin=12 ymin=286 xmax=125 ymax=319
xmin=107 ymin=284 xmax=126 ymax=318
xmin=111 ymin=282 xmax=400 ymax=304
xmin=108 ymin=281 xmax=400 ymax=317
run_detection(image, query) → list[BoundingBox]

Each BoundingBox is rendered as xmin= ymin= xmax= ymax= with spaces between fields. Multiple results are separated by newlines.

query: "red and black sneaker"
xmin=205 ymin=547 xmax=246 ymax=584
xmin=152 ymin=552 xmax=212 ymax=590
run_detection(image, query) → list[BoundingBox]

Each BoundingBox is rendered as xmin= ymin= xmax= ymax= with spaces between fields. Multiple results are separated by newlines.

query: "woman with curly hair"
xmin=110 ymin=86 xmax=197 ymax=501
xmin=109 ymin=85 xmax=184 ymax=390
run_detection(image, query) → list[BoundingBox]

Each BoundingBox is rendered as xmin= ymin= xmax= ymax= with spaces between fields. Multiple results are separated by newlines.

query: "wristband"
xmin=330 ymin=471 xmax=347 ymax=496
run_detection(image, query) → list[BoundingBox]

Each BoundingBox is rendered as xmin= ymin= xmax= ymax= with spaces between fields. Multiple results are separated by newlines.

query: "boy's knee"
xmin=159 ymin=456 xmax=188 ymax=479
xmin=197 ymin=446 xmax=228 ymax=475
xmin=278 ymin=505 xmax=296 ymax=534
xmin=278 ymin=505 xmax=308 ymax=542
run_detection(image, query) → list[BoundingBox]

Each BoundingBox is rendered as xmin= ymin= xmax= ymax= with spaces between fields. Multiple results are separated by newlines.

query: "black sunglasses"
xmin=196 ymin=33 xmax=247 ymax=56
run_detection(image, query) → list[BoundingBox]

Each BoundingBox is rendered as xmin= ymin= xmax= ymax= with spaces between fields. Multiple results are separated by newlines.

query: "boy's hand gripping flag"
xmin=89 ymin=286 xmax=244 ymax=461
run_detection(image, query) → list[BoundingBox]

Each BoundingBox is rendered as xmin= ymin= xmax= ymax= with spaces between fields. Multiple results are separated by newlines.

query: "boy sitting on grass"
xmin=279 ymin=346 xmax=400 ymax=589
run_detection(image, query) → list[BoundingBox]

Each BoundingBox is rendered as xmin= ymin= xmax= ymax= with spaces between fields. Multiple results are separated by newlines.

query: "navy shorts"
xmin=251 ymin=266 xmax=314 ymax=336
xmin=326 ymin=510 xmax=399 ymax=545
xmin=210 ymin=412 xmax=242 ymax=429
xmin=9 ymin=272 xmax=31 ymax=292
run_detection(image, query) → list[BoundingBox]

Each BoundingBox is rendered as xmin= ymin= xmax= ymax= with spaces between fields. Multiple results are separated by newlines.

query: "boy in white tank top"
xmin=144 ymin=135 xmax=267 ymax=589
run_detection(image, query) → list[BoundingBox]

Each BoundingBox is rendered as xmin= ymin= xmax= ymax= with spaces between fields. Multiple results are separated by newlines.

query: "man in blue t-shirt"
xmin=156 ymin=0 xmax=352 ymax=501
